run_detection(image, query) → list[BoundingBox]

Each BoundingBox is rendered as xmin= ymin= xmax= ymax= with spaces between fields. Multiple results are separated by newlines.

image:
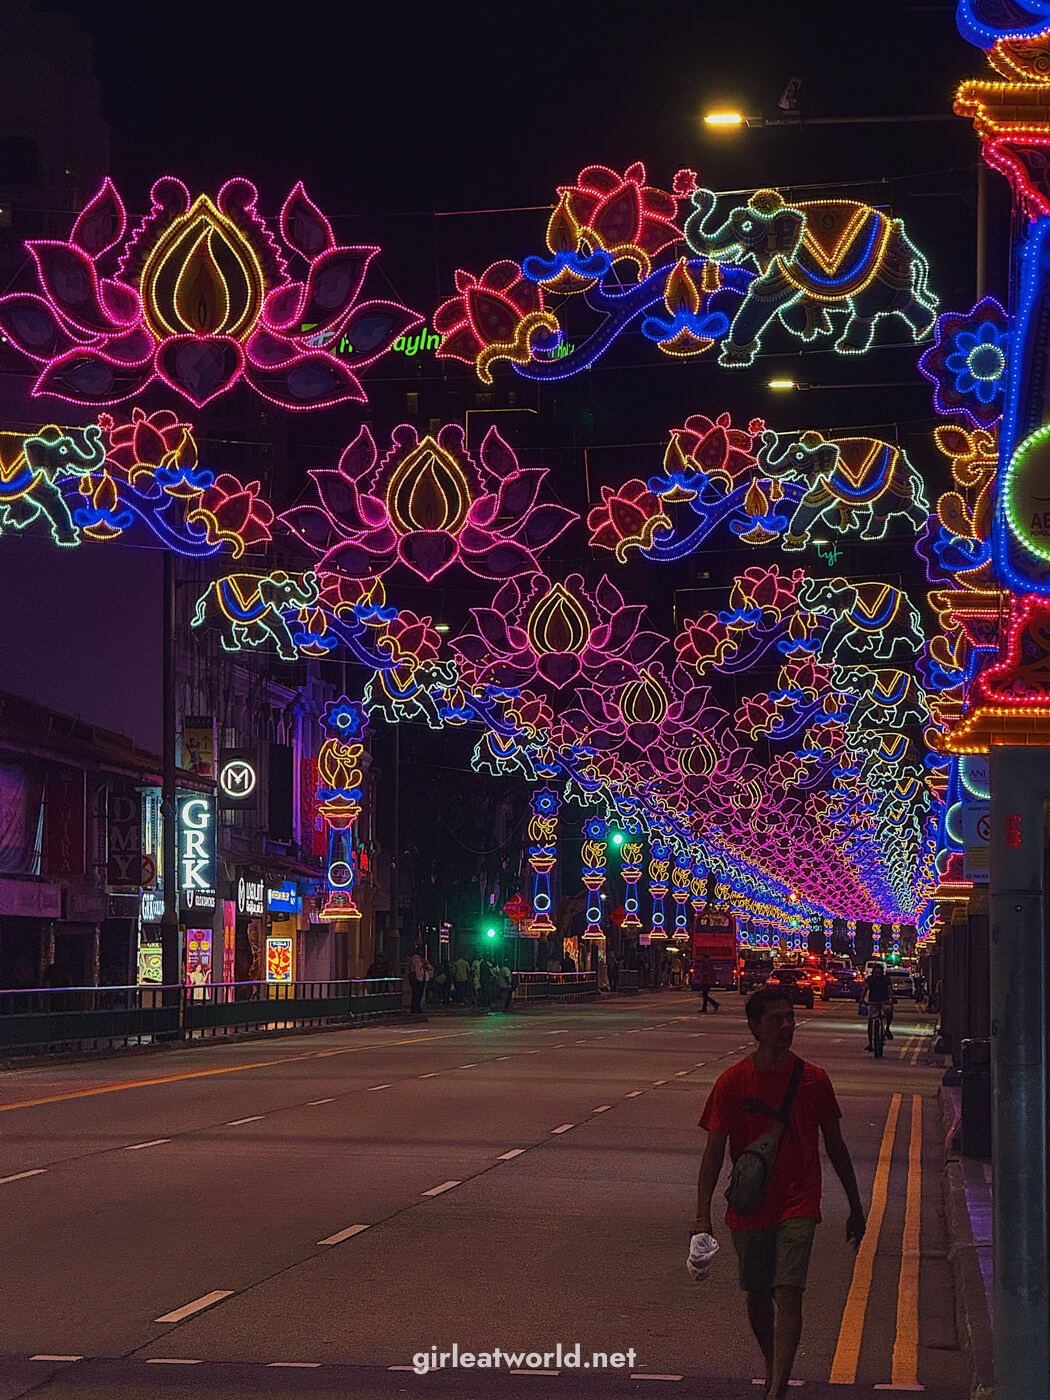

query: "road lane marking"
xmin=124 ymin=1139 xmax=171 ymax=1151
xmin=225 ymin=1116 xmax=264 ymax=1125
xmin=675 ymin=1071 xmax=689 ymax=1076
xmin=155 ymin=1290 xmax=234 ymax=1323
xmin=457 ymin=1063 xmax=477 ymax=1068
xmin=270 ymin=1362 xmax=321 ymax=1367
xmin=886 ymin=1095 xmax=924 ymax=1390
xmin=308 ymin=1098 xmax=335 ymax=1105
xmin=497 ymin=1056 xmax=512 ymax=1060
xmin=829 ymin=1093 xmax=902 ymax=1385
xmin=318 ymin=1224 xmax=369 ymax=1246
xmin=631 ymin=1376 xmax=682 ymax=1382
xmin=0 ymin=1169 xmax=47 ymax=1183
xmin=0 ymin=1032 xmax=464 ymax=1115
xmin=146 ymin=1358 xmax=202 ymax=1364
xmin=547 ymin=1030 xmax=569 ymax=1034
xmin=30 ymin=1356 xmax=82 ymax=1362
xmin=368 ymin=1084 xmax=391 ymax=1091
xmin=418 ymin=1073 xmax=439 ymax=1078
xmin=498 ymin=1149 xmax=526 ymax=1160
xmin=652 ymin=1079 xmax=668 ymax=1085
xmin=422 ymin=1180 xmax=460 ymax=1196
xmin=592 ymin=1105 xmax=612 ymax=1113
xmin=626 ymin=1090 xmax=644 ymax=1098
xmin=551 ymin=1123 xmax=574 ymax=1134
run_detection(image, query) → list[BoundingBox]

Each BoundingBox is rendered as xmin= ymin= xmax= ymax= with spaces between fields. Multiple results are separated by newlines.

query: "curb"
xmin=939 ymin=1087 xmax=994 ymax=1400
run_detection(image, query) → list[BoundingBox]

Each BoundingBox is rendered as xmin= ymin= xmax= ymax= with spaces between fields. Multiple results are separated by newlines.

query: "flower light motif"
xmin=320 ymin=697 xmax=368 ymax=742
xmin=649 ymin=413 xmax=762 ymax=500
xmin=100 ymin=407 xmax=205 ymax=491
xmin=587 ymin=479 xmax=672 ymax=560
xmin=281 ymin=422 xmax=575 ymax=584
xmin=918 ymin=297 xmax=1010 ymax=428
xmin=0 ymin=177 xmax=421 ymax=409
xmin=187 ymin=474 xmax=274 ymax=557
xmin=454 ymin=573 xmax=663 ymax=694
xmin=433 ymin=261 xmax=559 ymax=385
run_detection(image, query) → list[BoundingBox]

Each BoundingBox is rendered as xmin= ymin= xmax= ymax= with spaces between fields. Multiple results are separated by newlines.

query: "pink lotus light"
xmin=0 ymin=177 xmax=421 ymax=410
xmin=281 ymin=423 xmax=575 ymax=584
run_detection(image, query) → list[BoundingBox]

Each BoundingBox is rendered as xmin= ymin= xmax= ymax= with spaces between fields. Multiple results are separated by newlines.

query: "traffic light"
xmin=485 ymin=926 xmax=498 ymax=939
xmin=609 ymin=829 xmax=624 ymax=847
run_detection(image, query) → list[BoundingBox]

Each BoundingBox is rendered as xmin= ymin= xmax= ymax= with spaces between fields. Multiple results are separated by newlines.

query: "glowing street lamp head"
xmin=767 ymin=379 xmax=797 ymax=390
xmin=705 ymin=111 xmax=746 ymax=128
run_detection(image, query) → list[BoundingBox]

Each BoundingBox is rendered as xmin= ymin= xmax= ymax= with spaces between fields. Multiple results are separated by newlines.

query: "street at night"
xmin=0 ymin=997 xmax=963 ymax=1398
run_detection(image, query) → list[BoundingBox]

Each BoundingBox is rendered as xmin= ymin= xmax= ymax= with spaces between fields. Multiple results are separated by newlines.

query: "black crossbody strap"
xmin=742 ymin=1058 xmax=805 ymax=1129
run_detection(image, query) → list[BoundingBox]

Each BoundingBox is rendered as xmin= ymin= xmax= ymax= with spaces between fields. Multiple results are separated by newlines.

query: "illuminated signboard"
xmin=267 ymin=881 xmax=300 ymax=913
xmin=218 ymin=750 xmax=259 ymax=810
xmin=237 ymin=871 xmax=266 ymax=919
xmin=265 ymin=936 xmax=293 ymax=983
xmin=186 ymin=929 xmax=213 ymax=985
xmin=178 ymin=794 xmax=215 ymax=913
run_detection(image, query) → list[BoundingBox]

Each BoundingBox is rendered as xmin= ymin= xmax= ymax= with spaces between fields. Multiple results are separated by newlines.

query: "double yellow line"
xmin=830 ymin=1092 xmax=924 ymax=1389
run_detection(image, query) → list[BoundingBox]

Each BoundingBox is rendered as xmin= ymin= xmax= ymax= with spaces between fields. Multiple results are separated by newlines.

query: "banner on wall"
xmin=181 ymin=717 xmax=216 ymax=780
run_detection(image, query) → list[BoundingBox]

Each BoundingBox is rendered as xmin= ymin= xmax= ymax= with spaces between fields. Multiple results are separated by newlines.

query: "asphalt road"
xmin=0 ymin=992 xmax=968 ymax=1400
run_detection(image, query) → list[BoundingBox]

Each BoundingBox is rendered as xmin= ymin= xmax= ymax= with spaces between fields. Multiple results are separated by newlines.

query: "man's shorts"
xmin=730 ymin=1217 xmax=817 ymax=1293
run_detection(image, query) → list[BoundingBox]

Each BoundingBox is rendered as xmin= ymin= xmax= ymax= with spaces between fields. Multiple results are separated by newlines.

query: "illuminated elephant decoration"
xmin=684 ymin=188 xmax=937 ymax=366
xmin=362 ymin=658 xmax=460 ymax=729
xmin=834 ymin=665 xmax=932 ymax=735
xmin=191 ymin=569 xmax=320 ymax=660
xmin=756 ymin=428 xmax=928 ymax=549
xmin=0 ymin=424 xmax=105 ymax=545
xmin=798 ymin=578 xmax=923 ymax=663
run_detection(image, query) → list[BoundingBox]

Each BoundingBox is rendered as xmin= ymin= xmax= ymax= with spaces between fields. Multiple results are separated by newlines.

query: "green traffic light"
xmin=610 ymin=830 xmax=624 ymax=847
xmin=485 ymin=927 xmax=497 ymax=939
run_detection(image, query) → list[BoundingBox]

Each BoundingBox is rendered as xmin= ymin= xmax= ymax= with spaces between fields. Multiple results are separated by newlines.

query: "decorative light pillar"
xmin=672 ymin=848 xmax=692 ymax=942
xmin=690 ymin=855 xmax=706 ymax=916
xmin=847 ymin=918 xmax=857 ymax=955
xmin=620 ymin=819 xmax=644 ymax=930
xmin=648 ymin=831 xmax=670 ymax=941
xmin=316 ymin=698 xmax=367 ymax=920
xmin=580 ymin=814 xmax=608 ymax=939
xmin=526 ymin=786 xmax=561 ymax=937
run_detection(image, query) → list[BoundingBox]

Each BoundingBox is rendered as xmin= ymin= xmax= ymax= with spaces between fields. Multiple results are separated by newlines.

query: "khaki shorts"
xmin=731 ymin=1216 xmax=817 ymax=1294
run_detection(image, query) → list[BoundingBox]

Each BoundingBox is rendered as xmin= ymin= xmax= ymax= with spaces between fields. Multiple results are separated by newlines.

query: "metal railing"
xmin=515 ymin=971 xmax=599 ymax=1002
xmin=0 ymin=978 xmax=405 ymax=1054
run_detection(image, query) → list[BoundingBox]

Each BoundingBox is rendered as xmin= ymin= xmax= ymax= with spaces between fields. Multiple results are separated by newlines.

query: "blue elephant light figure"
xmin=834 ymin=665 xmax=932 ymax=734
xmin=0 ymin=424 xmax=106 ymax=545
xmin=684 ymin=187 xmax=937 ymax=366
xmin=799 ymin=578 xmax=924 ymax=663
xmin=191 ymin=570 xmax=320 ymax=660
xmin=757 ymin=428 xmax=929 ymax=549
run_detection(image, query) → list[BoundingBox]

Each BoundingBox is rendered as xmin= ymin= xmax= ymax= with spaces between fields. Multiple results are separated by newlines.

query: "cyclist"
xmin=863 ymin=961 xmax=894 ymax=1053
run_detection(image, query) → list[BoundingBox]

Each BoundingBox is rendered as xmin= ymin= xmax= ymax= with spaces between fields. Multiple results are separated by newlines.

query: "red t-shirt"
xmin=698 ymin=1052 xmax=841 ymax=1232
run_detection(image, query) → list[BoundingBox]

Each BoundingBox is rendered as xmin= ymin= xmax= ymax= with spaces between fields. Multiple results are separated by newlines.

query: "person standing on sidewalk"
xmin=692 ymin=987 xmax=865 ymax=1400
xmin=408 ymin=945 xmax=427 ymax=1015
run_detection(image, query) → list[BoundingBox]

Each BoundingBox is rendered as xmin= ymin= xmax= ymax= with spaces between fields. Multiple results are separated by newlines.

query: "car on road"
xmin=822 ymin=961 xmax=865 ymax=1001
xmin=888 ymin=968 xmax=914 ymax=999
xmin=761 ymin=966 xmax=817 ymax=1010
xmin=738 ymin=955 xmax=775 ymax=994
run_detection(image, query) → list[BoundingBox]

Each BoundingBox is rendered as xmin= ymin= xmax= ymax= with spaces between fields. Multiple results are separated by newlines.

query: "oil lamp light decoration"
xmin=316 ymin=698 xmax=367 ymax=920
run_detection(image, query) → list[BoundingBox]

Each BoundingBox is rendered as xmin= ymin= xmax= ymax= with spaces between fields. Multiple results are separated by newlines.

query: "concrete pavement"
xmin=0 ymin=993 xmax=968 ymax=1397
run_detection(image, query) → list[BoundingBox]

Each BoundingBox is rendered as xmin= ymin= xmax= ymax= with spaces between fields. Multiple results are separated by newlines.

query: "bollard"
xmin=960 ymin=1037 xmax=992 ymax=1159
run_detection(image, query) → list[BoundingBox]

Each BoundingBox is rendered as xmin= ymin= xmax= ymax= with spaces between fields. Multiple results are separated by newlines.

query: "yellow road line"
xmin=0 ymin=1032 xmax=465 ymax=1114
xmin=910 ymin=1041 xmax=923 ymax=1067
xmin=889 ymin=1094 xmax=923 ymax=1389
xmin=829 ymin=1093 xmax=902 ymax=1385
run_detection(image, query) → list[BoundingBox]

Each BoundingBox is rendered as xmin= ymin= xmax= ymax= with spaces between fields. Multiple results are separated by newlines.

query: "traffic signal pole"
xmin=988 ymin=745 xmax=1050 ymax=1400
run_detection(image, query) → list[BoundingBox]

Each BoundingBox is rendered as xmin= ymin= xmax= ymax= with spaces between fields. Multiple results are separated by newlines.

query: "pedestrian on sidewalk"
xmin=408 ymin=945 xmax=427 ymax=1015
xmin=692 ymin=986 xmax=865 ymax=1400
xmin=699 ymin=955 xmax=720 ymax=1014
xmin=452 ymin=953 xmax=470 ymax=1003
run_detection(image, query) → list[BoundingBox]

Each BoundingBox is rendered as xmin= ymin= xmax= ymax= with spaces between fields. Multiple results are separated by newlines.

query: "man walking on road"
xmin=698 ymin=954 xmax=720 ymax=1014
xmin=692 ymin=987 xmax=865 ymax=1400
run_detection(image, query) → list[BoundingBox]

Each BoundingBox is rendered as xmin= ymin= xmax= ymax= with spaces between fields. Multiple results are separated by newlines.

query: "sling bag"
xmin=724 ymin=1057 xmax=805 ymax=1217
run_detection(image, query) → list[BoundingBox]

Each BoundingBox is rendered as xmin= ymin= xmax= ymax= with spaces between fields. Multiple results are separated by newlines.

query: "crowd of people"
xmin=367 ymin=947 xmax=518 ymax=1014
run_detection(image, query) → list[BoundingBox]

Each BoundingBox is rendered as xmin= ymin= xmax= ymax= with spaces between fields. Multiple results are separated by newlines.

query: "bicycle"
xmin=867 ymin=1000 xmax=889 ymax=1058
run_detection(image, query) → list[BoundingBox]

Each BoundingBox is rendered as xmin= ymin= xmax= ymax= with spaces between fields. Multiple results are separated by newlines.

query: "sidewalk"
xmin=939 ymin=1085 xmax=994 ymax=1400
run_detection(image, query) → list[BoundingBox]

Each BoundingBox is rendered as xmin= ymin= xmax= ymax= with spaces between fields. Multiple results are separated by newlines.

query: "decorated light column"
xmin=648 ymin=828 xmax=670 ymax=942
xmin=316 ymin=699 xmax=367 ymax=920
xmin=526 ymin=786 xmax=561 ymax=937
xmin=620 ymin=821 xmax=644 ymax=930
xmin=672 ymin=847 xmax=692 ymax=942
xmin=580 ymin=814 xmax=609 ymax=939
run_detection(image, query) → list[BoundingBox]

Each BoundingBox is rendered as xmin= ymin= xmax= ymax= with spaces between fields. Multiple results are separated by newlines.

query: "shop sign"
xmin=237 ymin=872 xmax=265 ymax=919
xmin=178 ymin=795 xmax=216 ymax=914
xmin=267 ymin=880 xmax=300 ymax=913
xmin=107 ymin=790 xmax=142 ymax=886
xmin=961 ymin=801 xmax=991 ymax=883
xmin=137 ymin=941 xmax=162 ymax=984
xmin=0 ymin=878 xmax=62 ymax=918
xmin=265 ymin=936 xmax=293 ymax=983
xmin=219 ymin=749 xmax=259 ymax=810
xmin=186 ymin=929 xmax=213 ymax=985
xmin=182 ymin=717 xmax=216 ymax=780
xmin=141 ymin=889 xmax=165 ymax=923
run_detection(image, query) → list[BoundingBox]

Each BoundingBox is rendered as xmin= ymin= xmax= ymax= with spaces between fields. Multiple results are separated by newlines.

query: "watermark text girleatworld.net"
xmin=411 ymin=1345 xmax=638 ymax=1375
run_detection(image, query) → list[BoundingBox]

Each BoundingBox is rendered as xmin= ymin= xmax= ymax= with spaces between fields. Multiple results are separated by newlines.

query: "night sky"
xmin=8 ymin=0 xmax=995 ymax=753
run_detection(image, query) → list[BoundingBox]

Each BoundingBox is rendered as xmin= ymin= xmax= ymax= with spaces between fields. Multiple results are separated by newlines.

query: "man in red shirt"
xmin=693 ymin=986 xmax=865 ymax=1400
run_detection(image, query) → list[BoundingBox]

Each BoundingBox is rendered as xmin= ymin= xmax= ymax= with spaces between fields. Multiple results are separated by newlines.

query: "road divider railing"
xmin=0 ymin=978 xmax=405 ymax=1055
xmin=514 ymin=972 xmax=599 ymax=1002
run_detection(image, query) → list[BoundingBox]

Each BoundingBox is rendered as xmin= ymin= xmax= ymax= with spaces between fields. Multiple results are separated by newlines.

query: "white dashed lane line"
xmin=146 ymin=1359 xmax=202 ymax=1365
xmin=155 ymin=1291 xmax=234 ymax=1323
xmin=418 ymin=1072 xmax=439 ymax=1078
xmin=30 ymin=1356 xmax=82 ymax=1363
xmin=124 ymin=1139 xmax=171 ymax=1151
xmin=317 ymin=1224 xmax=369 ymax=1246
xmin=592 ymin=1105 xmax=612 ymax=1113
xmin=550 ymin=1123 xmax=574 ymax=1134
xmin=456 ymin=1063 xmax=477 ymax=1069
xmin=307 ymin=1098 xmax=335 ymax=1105
xmin=0 ymin=1169 xmax=46 ymax=1184
xmin=625 ymin=1090 xmax=644 ymax=1098
xmin=270 ymin=1362 xmax=320 ymax=1368
xmin=226 ymin=1116 xmax=264 ymax=1125
xmin=421 ymin=1180 xmax=460 ymax=1197
xmin=498 ymin=1148 xmax=526 ymax=1160
xmin=368 ymin=1084 xmax=391 ymax=1091
xmin=652 ymin=1079 xmax=668 ymax=1085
